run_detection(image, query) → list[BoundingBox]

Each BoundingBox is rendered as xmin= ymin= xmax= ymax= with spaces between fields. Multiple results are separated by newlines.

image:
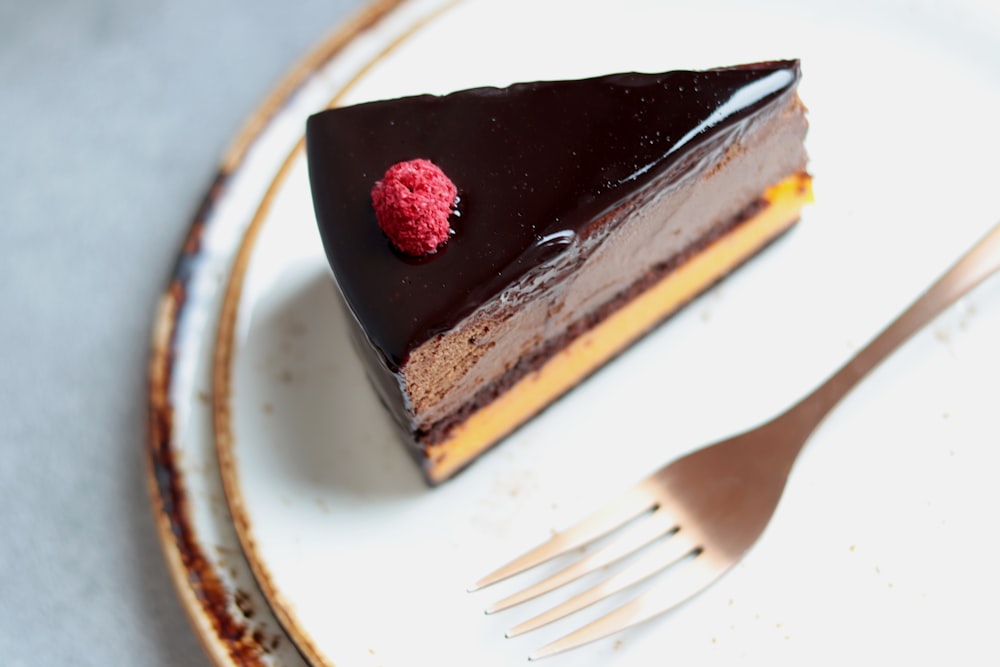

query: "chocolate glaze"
xmin=306 ymin=61 xmax=801 ymax=371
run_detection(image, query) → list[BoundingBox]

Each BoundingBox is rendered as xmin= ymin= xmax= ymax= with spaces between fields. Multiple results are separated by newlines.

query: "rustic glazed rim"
xmin=144 ymin=2 xmax=442 ymax=665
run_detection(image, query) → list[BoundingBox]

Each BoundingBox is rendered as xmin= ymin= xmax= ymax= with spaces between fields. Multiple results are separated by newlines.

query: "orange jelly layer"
xmin=425 ymin=173 xmax=813 ymax=483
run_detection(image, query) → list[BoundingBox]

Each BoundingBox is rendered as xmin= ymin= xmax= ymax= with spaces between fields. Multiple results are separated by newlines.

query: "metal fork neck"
xmin=787 ymin=222 xmax=1000 ymax=450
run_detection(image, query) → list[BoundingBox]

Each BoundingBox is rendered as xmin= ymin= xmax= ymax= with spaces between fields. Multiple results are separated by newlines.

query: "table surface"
xmin=0 ymin=2 xmax=366 ymax=665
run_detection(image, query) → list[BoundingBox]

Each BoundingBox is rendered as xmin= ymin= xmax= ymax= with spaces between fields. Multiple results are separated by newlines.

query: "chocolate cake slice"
xmin=306 ymin=60 xmax=811 ymax=484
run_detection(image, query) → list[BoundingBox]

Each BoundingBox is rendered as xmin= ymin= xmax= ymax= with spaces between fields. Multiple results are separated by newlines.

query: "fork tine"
xmin=469 ymin=483 xmax=658 ymax=591
xmin=528 ymin=554 xmax=730 ymax=661
xmin=506 ymin=529 xmax=699 ymax=638
xmin=486 ymin=506 xmax=679 ymax=614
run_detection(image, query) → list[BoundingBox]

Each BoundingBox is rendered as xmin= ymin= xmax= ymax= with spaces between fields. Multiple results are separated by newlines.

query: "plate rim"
xmin=144 ymin=1 xmax=429 ymax=665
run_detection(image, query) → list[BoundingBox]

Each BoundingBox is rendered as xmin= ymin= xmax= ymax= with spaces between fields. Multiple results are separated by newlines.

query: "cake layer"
xmin=425 ymin=173 xmax=811 ymax=483
xmin=406 ymin=93 xmax=808 ymax=440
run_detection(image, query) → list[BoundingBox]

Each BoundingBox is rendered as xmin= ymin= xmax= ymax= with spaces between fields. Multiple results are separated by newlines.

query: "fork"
xmin=469 ymin=220 xmax=1000 ymax=660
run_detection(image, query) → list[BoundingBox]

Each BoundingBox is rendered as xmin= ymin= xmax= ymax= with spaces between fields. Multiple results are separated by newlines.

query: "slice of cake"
xmin=306 ymin=60 xmax=811 ymax=484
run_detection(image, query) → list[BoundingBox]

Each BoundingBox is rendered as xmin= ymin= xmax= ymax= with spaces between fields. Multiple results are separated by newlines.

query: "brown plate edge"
xmin=145 ymin=2 xmax=416 ymax=666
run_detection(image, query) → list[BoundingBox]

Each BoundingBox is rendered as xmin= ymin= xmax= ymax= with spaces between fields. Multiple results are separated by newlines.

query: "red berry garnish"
xmin=370 ymin=158 xmax=457 ymax=256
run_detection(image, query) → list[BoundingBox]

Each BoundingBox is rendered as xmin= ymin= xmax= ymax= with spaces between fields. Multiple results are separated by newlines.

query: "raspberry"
xmin=370 ymin=158 xmax=457 ymax=256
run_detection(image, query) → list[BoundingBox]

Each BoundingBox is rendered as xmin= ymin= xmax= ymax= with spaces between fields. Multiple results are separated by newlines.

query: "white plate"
xmin=152 ymin=0 xmax=1000 ymax=666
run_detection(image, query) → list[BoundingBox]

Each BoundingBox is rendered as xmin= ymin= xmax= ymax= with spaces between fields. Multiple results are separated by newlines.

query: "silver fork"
xmin=470 ymin=220 xmax=1000 ymax=660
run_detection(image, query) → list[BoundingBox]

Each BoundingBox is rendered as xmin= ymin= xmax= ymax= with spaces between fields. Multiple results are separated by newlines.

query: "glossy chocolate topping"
xmin=306 ymin=61 xmax=800 ymax=369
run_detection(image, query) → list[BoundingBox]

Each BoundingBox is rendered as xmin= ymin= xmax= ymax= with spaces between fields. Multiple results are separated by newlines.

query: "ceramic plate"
xmin=151 ymin=0 xmax=1000 ymax=666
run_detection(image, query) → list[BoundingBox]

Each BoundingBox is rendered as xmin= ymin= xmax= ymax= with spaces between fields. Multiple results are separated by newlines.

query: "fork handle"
xmin=790 ymin=221 xmax=1000 ymax=436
